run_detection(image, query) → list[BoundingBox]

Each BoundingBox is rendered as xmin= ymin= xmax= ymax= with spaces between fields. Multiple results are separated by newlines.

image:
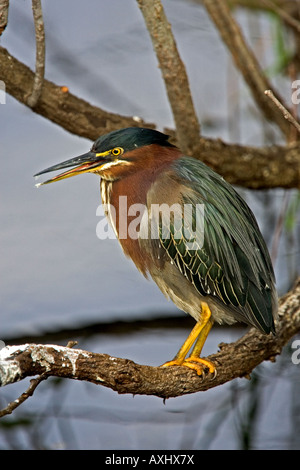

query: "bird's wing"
xmin=144 ymin=156 xmax=276 ymax=333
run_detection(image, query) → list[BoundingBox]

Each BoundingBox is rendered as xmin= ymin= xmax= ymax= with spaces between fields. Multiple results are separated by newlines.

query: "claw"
xmin=160 ymin=304 xmax=217 ymax=378
xmin=184 ymin=355 xmax=216 ymax=375
xmin=161 ymin=356 xmax=216 ymax=377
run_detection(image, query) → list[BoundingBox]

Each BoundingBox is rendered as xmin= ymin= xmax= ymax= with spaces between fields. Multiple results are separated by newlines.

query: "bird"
xmin=34 ymin=127 xmax=278 ymax=376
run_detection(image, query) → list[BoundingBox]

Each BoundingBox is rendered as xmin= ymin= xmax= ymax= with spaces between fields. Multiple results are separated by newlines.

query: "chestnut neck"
xmin=103 ymin=144 xmax=181 ymax=205
xmin=100 ymin=144 xmax=182 ymax=274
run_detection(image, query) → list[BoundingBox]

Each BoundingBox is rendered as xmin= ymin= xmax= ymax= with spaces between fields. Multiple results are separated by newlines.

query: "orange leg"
xmin=161 ymin=302 xmax=216 ymax=376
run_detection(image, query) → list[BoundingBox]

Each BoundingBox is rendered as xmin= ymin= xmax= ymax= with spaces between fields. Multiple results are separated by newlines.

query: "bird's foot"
xmin=183 ymin=356 xmax=216 ymax=377
xmin=161 ymin=356 xmax=216 ymax=377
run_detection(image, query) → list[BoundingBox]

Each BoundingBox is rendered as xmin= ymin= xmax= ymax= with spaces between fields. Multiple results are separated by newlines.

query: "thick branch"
xmin=136 ymin=0 xmax=200 ymax=154
xmin=1 ymin=46 xmax=300 ymax=189
xmin=1 ymin=278 xmax=299 ymax=402
xmin=197 ymin=136 xmax=300 ymax=189
xmin=0 ymin=47 xmax=154 ymax=141
xmin=202 ymin=0 xmax=292 ymax=138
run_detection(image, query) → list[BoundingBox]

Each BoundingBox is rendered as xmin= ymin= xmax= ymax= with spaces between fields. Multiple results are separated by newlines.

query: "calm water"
xmin=0 ymin=0 xmax=299 ymax=450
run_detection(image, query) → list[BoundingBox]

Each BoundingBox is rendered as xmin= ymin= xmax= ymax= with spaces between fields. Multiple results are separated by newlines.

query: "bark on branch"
xmin=1 ymin=46 xmax=300 ymax=189
xmin=1 ymin=278 xmax=299 ymax=409
xmin=227 ymin=0 xmax=300 ymax=15
xmin=27 ymin=0 xmax=45 ymax=108
xmin=198 ymin=136 xmax=300 ymax=189
xmin=0 ymin=0 xmax=9 ymax=36
xmin=0 ymin=46 xmax=154 ymax=141
xmin=136 ymin=0 xmax=200 ymax=155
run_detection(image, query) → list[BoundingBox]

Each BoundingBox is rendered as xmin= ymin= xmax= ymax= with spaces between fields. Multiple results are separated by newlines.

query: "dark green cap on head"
xmin=91 ymin=127 xmax=174 ymax=155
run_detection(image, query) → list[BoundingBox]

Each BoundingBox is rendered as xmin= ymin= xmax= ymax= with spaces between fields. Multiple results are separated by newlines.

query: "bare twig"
xmin=0 ymin=0 xmax=9 ymax=36
xmin=27 ymin=0 xmax=45 ymax=107
xmin=0 ymin=340 xmax=77 ymax=417
xmin=261 ymin=0 xmax=300 ymax=33
xmin=208 ymin=0 xmax=300 ymax=17
xmin=202 ymin=0 xmax=292 ymax=138
xmin=264 ymin=89 xmax=300 ymax=134
xmin=66 ymin=340 xmax=78 ymax=348
xmin=136 ymin=0 xmax=200 ymax=155
xmin=0 ymin=373 xmax=48 ymax=418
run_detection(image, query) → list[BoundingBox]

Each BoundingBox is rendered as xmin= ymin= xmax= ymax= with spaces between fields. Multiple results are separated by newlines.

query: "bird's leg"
xmin=161 ymin=321 xmax=205 ymax=368
xmin=161 ymin=302 xmax=216 ymax=376
xmin=183 ymin=304 xmax=215 ymax=375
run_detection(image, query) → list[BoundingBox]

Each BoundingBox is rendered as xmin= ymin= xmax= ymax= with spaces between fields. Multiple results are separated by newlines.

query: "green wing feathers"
xmin=157 ymin=157 xmax=277 ymax=334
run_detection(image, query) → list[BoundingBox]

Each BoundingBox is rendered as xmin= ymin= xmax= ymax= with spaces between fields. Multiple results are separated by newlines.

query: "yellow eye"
xmin=111 ymin=147 xmax=123 ymax=157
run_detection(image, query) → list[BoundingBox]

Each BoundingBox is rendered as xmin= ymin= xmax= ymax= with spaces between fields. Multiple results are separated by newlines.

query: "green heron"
xmin=35 ymin=127 xmax=277 ymax=376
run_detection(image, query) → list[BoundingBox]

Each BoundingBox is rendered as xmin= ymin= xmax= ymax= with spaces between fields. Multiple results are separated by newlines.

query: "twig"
xmin=264 ymin=89 xmax=300 ymax=134
xmin=66 ymin=340 xmax=78 ymax=348
xmin=0 ymin=373 xmax=48 ymax=418
xmin=136 ymin=0 xmax=200 ymax=155
xmin=0 ymin=0 xmax=9 ymax=36
xmin=27 ymin=0 xmax=45 ymax=107
xmin=201 ymin=0 xmax=300 ymax=17
xmin=0 ymin=335 xmax=78 ymax=417
xmin=261 ymin=0 xmax=300 ymax=33
xmin=202 ymin=0 xmax=292 ymax=138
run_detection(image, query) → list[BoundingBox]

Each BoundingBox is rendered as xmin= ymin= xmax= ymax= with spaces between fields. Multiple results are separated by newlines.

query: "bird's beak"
xmin=34 ymin=150 xmax=110 ymax=187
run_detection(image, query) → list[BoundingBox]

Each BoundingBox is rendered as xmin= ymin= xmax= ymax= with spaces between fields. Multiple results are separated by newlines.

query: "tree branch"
xmin=1 ymin=278 xmax=299 ymax=408
xmin=0 ymin=373 xmax=48 ymax=418
xmin=27 ymin=0 xmax=45 ymax=108
xmin=202 ymin=0 xmax=293 ymax=138
xmin=261 ymin=0 xmax=300 ymax=33
xmin=197 ymin=0 xmax=300 ymax=17
xmin=1 ymin=46 xmax=300 ymax=189
xmin=0 ymin=0 xmax=8 ymax=36
xmin=197 ymin=136 xmax=300 ymax=189
xmin=136 ymin=0 xmax=200 ymax=155
xmin=0 ymin=47 xmax=155 ymax=141
xmin=265 ymin=89 xmax=300 ymax=135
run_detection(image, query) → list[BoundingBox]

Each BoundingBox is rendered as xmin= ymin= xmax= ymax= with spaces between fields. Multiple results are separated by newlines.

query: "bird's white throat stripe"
xmin=98 ymin=159 xmax=131 ymax=174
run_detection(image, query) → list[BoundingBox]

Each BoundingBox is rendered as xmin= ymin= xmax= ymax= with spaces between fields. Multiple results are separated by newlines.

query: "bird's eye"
xmin=111 ymin=147 xmax=123 ymax=157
